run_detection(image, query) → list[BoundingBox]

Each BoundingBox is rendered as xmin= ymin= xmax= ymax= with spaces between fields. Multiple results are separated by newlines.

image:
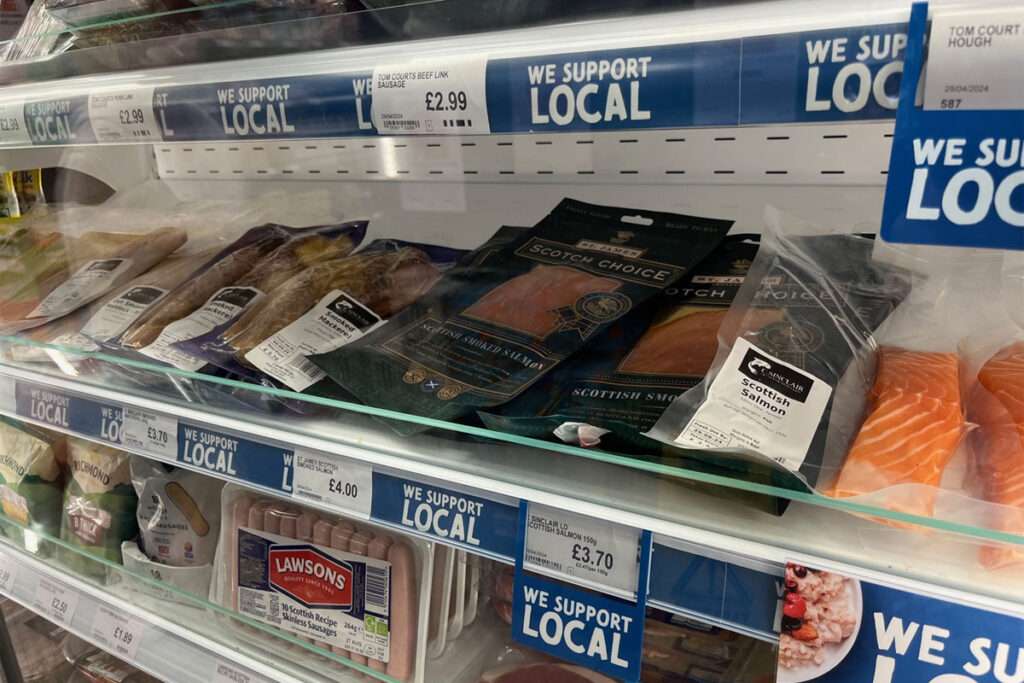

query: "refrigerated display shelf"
xmin=1 ymin=358 xmax=1020 ymax=642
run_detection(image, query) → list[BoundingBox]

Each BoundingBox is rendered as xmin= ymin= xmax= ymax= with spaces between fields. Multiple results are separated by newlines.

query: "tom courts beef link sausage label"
xmin=311 ymin=199 xmax=732 ymax=430
xmin=237 ymin=526 xmax=392 ymax=661
xmin=673 ymin=338 xmax=832 ymax=471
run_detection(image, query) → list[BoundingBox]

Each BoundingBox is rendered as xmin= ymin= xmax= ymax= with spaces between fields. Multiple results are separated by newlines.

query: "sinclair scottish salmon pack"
xmin=479 ymin=235 xmax=759 ymax=448
xmin=311 ymin=199 xmax=732 ymax=432
xmin=648 ymin=207 xmax=912 ymax=494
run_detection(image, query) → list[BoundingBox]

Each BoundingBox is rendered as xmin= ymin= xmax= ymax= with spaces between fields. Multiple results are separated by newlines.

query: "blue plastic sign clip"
xmin=511 ymin=501 xmax=651 ymax=681
xmin=881 ymin=3 xmax=1024 ymax=250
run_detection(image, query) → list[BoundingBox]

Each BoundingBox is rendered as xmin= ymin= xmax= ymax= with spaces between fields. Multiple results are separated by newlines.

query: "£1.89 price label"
xmin=91 ymin=604 xmax=145 ymax=660
xmin=523 ymin=503 xmax=641 ymax=599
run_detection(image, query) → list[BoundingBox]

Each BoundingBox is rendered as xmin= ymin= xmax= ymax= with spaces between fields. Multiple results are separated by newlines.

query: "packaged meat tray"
xmin=211 ymin=485 xmax=433 ymax=682
xmin=311 ymin=199 xmax=732 ymax=433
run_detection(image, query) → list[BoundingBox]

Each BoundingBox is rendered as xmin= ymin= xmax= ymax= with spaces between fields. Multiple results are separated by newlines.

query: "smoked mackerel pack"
xmin=311 ymin=199 xmax=732 ymax=431
xmin=479 ymin=235 xmax=759 ymax=447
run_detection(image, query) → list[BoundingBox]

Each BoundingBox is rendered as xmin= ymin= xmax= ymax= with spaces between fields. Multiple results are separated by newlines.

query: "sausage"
xmin=308 ymin=520 xmax=338 ymax=650
xmin=262 ymin=502 xmax=291 ymax=536
xmin=345 ymin=530 xmax=374 ymax=668
xmin=246 ymin=500 xmax=270 ymax=531
xmin=386 ymin=540 xmax=418 ymax=683
xmin=366 ymin=535 xmax=394 ymax=674
xmin=428 ymin=545 xmax=451 ymax=657
xmin=296 ymin=511 xmax=319 ymax=542
xmin=230 ymin=496 xmax=254 ymax=611
xmin=329 ymin=522 xmax=357 ymax=658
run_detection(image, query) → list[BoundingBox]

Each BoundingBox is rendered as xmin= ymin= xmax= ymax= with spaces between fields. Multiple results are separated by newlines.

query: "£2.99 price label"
xmin=33 ymin=577 xmax=80 ymax=625
xmin=0 ymin=100 xmax=30 ymax=146
xmin=292 ymin=449 xmax=373 ymax=519
xmin=371 ymin=55 xmax=490 ymax=135
xmin=91 ymin=605 xmax=145 ymax=660
xmin=523 ymin=502 xmax=641 ymax=599
xmin=88 ymin=86 xmax=159 ymax=142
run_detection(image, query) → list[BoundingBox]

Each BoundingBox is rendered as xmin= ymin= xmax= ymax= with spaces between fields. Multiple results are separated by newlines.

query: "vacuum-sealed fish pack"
xmin=648 ymin=207 xmax=912 ymax=491
xmin=480 ymin=235 xmax=759 ymax=448
xmin=311 ymin=199 xmax=732 ymax=432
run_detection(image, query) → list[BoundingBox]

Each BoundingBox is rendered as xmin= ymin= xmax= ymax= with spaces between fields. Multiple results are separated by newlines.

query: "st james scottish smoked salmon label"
xmin=236 ymin=527 xmax=391 ymax=660
xmin=674 ymin=338 xmax=832 ymax=470
xmin=311 ymin=199 xmax=731 ymax=432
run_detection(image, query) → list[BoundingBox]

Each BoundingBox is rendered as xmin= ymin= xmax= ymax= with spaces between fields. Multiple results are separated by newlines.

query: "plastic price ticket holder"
xmin=510 ymin=500 xmax=652 ymax=681
xmin=881 ymin=1 xmax=1024 ymax=250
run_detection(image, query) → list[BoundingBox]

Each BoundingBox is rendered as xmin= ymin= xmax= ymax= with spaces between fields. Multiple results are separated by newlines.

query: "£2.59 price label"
xmin=91 ymin=605 xmax=146 ymax=660
xmin=523 ymin=502 xmax=642 ymax=599
xmin=88 ymin=86 xmax=159 ymax=142
xmin=292 ymin=449 xmax=373 ymax=519
xmin=371 ymin=55 xmax=490 ymax=135
xmin=33 ymin=577 xmax=80 ymax=625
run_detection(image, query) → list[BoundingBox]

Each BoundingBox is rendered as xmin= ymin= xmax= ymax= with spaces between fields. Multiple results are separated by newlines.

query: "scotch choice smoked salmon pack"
xmin=310 ymin=199 xmax=732 ymax=432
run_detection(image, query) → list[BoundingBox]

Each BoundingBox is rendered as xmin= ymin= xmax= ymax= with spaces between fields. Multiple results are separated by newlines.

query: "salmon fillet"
xmin=464 ymin=265 xmax=620 ymax=338
xmin=831 ymin=347 xmax=964 ymax=519
xmin=970 ymin=342 xmax=1024 ymax=569
xmin=619 ymin=309 xmax=726 ymax=375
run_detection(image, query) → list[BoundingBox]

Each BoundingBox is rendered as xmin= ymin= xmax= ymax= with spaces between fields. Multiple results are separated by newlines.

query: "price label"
xmin=88 ymin=86 xmax=159 ymax=142
xmin=33 ymin=577 xmax=79 ymax=625
xmin=211 ymin=661 xmax=270 ymax=683
xmin=91 ymin=604 xmax=145 ymax=660
xmin=292 ymin=450 xmax=372 ymax=519
xmin=523 ymin=503 xmax=641 ymax=599
xmin=121 ymin=407 xmax=178 ymax=461
xmin=371 ymin=55 xmax=490 ymax=135
xmin=0 ymin=100 xmax=30 ymax=146
xmin=0 ymin=554 xmax=18 ymax=593
xmin=923 ymin=5 xmax=1024 ymax=110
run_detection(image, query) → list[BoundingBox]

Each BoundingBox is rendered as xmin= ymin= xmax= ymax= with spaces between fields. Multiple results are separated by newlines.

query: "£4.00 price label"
xmin=121 ymin=407 xmax=178 ymax=461
xmin=0 ymin=554 xmax=18 ymax=593
xmin=292 ymin=450 xmax=372 ymax=519
xmin=91 ymin=604 xmax=145 ymax=660
xmin=523 ymin=503 xmax=641 ymax=599
xmin=371 ymin=55 xmax=490 ymax=135
xmin=33 ymin=577 xmax=80 ymax=625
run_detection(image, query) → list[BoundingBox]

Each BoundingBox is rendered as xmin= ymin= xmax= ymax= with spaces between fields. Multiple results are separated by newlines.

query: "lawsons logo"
xmin=738 ymin=348 xmax=813 ymax=402
xmin=269 ymin=545 xmax=354 ymax=610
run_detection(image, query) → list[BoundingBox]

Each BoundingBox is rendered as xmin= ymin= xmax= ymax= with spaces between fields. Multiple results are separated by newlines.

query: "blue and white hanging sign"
xmin=511 ymin=500 xmax=651 ymax=681
xmin=776 ymin=560 xmax=1024 ymax=682
xmin=881 ymin=3 xmax=1024 ymax=250
xmin=175 ymin=422 xmax=295 ymax=493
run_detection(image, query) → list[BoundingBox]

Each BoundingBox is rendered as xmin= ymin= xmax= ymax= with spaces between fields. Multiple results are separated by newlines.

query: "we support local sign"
xmin=881 ymin=2 xmax=1024 ymax=250
xmin=510 ymin=501 xmax=651 ymax=681
xmin=775 ymin=561 xmax=1024 ymax=682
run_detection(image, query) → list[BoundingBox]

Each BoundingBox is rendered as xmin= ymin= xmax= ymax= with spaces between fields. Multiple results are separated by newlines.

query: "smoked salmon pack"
xmin=479 ymin=235 xmax=759 ymax=449
xmin=310 ymin=199 xmax=732 ymax=433
xmin=648 ymin=207 xmax=912 ymax=496
xmin=210 ymin=485 xmax=433 ymax=682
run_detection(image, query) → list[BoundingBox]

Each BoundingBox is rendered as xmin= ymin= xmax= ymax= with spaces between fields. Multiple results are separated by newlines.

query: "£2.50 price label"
xmin=91 ymin=605 xmax=145 ymax=660
xmin=121 ymin=408 xmax=178 ymax=461
xmin=523 ymin=503 xmax=641 ymax=599
xmin=88 ymin=86 xmax=159 ymax=142
xmin=292 ymin=449 xmax=372 ymax=519
xmin=371 ymin=55 xmax=490 ymax=135
xmin=33 ymin=577 xmax=80 ymax=625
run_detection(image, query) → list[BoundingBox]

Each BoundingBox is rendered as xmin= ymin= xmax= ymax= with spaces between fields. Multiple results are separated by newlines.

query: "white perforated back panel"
xmin=153 ymin=122 xmax=894 ymax=186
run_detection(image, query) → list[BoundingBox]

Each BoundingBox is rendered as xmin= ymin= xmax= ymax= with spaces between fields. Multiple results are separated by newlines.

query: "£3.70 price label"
xmin=523 ymin=503 xmax=641 ymax=599
xmin=292 ymin=449 xmax=373 ymax=519
xmin=121 ymin=407 xmax=178 ymax=461
xmin=34 ymin=577 xmax=80 ymax=625
xmin=371 ymin=55 xmax=490 ymax=135
xmin=88 ymin=86 xmax=159 ymax=142
xmin=91 ymin=604 xmax=145 ymax=660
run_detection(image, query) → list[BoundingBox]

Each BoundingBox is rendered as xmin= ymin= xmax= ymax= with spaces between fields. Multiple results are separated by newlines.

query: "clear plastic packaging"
xmin=0 ymin=416 xmax=66 ymax=540
xmin=210 ymin=485 xmax=434 ymax=682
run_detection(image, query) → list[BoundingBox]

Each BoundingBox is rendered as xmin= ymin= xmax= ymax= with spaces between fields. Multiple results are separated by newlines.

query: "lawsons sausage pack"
xmin=211 ymin=486 xmax=432 ymax=682
xmin=311 ymin=199 xmax=732 ymax=431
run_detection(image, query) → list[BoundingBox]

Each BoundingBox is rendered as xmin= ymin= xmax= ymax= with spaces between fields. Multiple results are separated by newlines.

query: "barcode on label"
xmin=364 ymin=565 xmax=390 ymax=614
xmin=287 ymin=355 xmax=322 ymax=379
